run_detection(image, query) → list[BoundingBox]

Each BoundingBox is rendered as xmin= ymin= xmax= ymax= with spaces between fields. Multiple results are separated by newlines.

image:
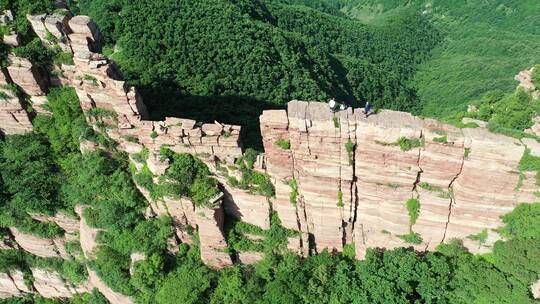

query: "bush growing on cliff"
xmin=0 ymin=133 xmax=61 ymax=214
xmin=345 ymin=139 xmax=355 ymax=165
xmin=233 ymin=149 xmax=275 ymax=197
xmin=467 ymin=229 xmax=489 ymax=247
xmin=34 ymin=88 xmax=89 ymax=156
xmin=499 ymin=203 xmax=540 ymax=240
xmin=406 ymin=198 xmax=420 ymax=226
xmin=532 ymin=65 xmax=540 ymax=88
xmin=398 ymin=136 xmax=424 ymax=152
xmin=274 ymin=139 xmax=290 ymax=150
xmin=518 ymin=148 xmax=540 ymax=186
xmin=288 ymin=179 xmax=298 ymax=205
xmin=399 ymin=232 xmax=423 ymax=244
xmin=12 ymin=38 xmax=54 ymax=67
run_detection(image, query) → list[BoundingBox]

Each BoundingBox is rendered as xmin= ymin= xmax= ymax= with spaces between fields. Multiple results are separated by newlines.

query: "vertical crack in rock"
xmin=9 ymin=112 xmax=21 ymax=124
xmin=5 ymin=272 xmax=23 ymax=294
xmin=290 ymin=104 xmax=310 ymax=255
xmin=350 ymin=110 xmax=360 ymax=239
xmin=337 ymin=113 xmax=346 ymax=247
xmin=441 ymin=132 xmax=466 ymax=244
xmin=412 ymin=131 xmax=425 ymax=196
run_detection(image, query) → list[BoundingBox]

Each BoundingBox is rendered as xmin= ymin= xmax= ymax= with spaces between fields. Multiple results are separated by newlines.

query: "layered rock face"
xmin=0 ymin=68 xmax=32 ymax=135
xmin=0 ymin=270 xmax=31 ymax=298
xmin=261 ymin=101 xmax=533 ymax=257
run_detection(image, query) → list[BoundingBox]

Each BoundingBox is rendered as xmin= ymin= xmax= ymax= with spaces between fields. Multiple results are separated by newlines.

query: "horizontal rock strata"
xmin=260 ymin=101 xmax=533 ymax=257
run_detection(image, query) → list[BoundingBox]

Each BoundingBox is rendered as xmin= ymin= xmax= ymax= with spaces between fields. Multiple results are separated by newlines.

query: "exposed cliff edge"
xmin=0 ymin=10 xmax=538 ymax=301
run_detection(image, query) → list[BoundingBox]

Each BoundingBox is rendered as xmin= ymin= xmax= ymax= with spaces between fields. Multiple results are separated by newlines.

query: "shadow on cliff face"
xmin=138 ymin=83 xmax=283 ymax=152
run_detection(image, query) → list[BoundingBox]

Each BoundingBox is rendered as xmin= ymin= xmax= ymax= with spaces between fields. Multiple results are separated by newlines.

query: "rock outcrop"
xmin=515 ymin=67 xmax=539 ymax=99
xmin=0 ymin=270 xmax=30 ymax=298
xmin=9 ymin=228 xmax=65 ymax=259
xmin=260 ymin=101 xmax=533 ymax=257
xmin=75 ymin=206 xmax=134 ymax=304
xmin=0 ymin=69 xmax=32 ymax=135
xmin=195 ymin=203 xmax=233 ymax=269
xmin=31 ymin=268 xmax=90 ymax=299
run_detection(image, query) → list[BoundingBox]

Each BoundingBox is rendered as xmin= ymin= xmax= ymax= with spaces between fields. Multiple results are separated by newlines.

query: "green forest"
xmin=1 ymin=0 xmax=540 ymax=303
xmin=71 ymin=0 xmax=540 ymax=149
xmin=1 ymin=92 xmax=539 ymax=302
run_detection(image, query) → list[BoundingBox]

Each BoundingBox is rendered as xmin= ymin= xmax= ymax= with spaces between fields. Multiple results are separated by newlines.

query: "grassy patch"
xmin=345 ymin=139 xmax=355 ymax=165
xmin=399 ymin=232 xmax=423 ymax=244
xmin=406 ymin=198 xmax=420 ymax=226
xmin=418 ymin=182 xmax=450 ymax=199
xmin=233 ymin=149 xmax=275 ymax=197
xmin=376 ymin=136 xmax=424 ymax=151
xmin=518 ymin=148 xmax=540 ymax=186
xmin=289 ymin=179 xmax=298 ymax=205
xmin=464 ymin=148 xmax=471 ymax=159
xmin=333 ymin=116 xmax=340 ymax=128
xmin=467 ymin=229 xmax=489 ymax=246
xmin=433 ymin=135 xmax=448 ymax=144
xmin=337 ymin=190 xmax=343 ymax=207
xmin=274 ymin=139 xmax=291 ymax=150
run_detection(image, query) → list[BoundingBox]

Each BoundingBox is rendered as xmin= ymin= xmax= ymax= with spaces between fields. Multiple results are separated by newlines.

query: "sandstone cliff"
xmin=0 ymin=11 xmax=538 ymax=302
xmin=260 ymin=101 xmax=534 ymax=257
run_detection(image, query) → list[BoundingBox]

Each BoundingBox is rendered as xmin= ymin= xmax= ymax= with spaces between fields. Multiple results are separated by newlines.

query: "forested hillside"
xmin=75 ymin=0 xmax=440 ymax=148
xmin=0 ymin=0 xmax=539 ymax=303
xmin=339 ymin=0 xmax=540 ymax=117
xmin=75 ymin=0 xmax=540 ymax=147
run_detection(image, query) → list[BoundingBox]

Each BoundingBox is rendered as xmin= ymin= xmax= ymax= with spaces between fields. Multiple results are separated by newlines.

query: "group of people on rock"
xmin=328 ymin=98 xmax=373 ymax=117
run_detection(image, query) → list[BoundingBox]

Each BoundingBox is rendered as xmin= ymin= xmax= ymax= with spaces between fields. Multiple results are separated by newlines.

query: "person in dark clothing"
xmin=363 ymin=101 xmax=373 ymax=117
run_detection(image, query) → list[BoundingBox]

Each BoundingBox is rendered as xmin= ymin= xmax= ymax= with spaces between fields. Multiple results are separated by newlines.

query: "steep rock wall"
xmin=261 ymin=101 xmax=533 ymax=257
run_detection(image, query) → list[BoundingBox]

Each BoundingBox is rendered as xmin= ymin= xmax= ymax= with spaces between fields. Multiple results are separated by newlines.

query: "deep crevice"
xmin=441 ymin=143 xmax=466 ymax=244
xmin=290 ymin=104 xmax=310 ymax=255
xmin=350 ymin=110 xmax=360 ymax=240
xmin=412 ymin=131 xmax=424 ymax=195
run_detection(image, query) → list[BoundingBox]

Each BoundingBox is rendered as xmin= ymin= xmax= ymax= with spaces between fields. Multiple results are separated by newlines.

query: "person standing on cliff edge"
xmin=329 ymin=98 xmax=347 ymax=112
xmin=363 ymin=101 xmax=373 ymax=118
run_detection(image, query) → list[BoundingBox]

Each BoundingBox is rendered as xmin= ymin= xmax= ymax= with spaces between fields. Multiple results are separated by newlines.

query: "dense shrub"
xmin=499 ymin=203 xmax=540 ymax=240
xmin=406 ymin=198 xmax=420 ymax=226
xmin=12 ymin=38 xmax=54 ymax=67
xmin=34 ymin=88 xmax=89 ymax=156
xmin=0 ymin=133 xmax=61 ymax=214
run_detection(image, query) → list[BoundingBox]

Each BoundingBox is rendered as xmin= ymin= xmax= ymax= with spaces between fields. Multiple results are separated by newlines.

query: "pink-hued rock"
xmin=147 ymin=153 xmax=170 ymax=176
xmin=9 ymin=228 xmax=61 ymax=258
xmin=44 ymin=13 xmax=71 ymax=39
xmin=6 ymin=55 xmax=46 ymax=96
xmin=446 ymin=128 xmax=524 ymax=252
xmin=68 ymin=15 xmax=99 ymax=38
xmin=2 ymin=32 xmax=20 ymax=47
xmin=26 ymin=14 xmax=48 ymax=41
xmin=515 ymin=67 xmax=539 ymax=99
xmin=221 ymin=181 xmax=270 ymax=229
xmin=237 ymin=251 xmax=264 ymax=264
xmin=532 ymin=279 xmax=540 ymax=299
xmin=31 ymin=268 xmax=91 ymax=298
xmin=195 ymin=205 xmax=233 ymax=269
xmin=75 ymin=206 xmax=101 ymax=259
xmin=88 ymin=270 xmax=133 ymax=304
xmin=0 ymin=271 xmax=29 ymax=298
xmin=261 ymin=101 xmax=534 ymax=257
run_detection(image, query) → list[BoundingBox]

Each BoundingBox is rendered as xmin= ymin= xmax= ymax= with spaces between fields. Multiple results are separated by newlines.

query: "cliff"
xmin=0 ymin=10 xmax=538 ymax=301
xmin=260 ymin=101 xmax=534 ymax=257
